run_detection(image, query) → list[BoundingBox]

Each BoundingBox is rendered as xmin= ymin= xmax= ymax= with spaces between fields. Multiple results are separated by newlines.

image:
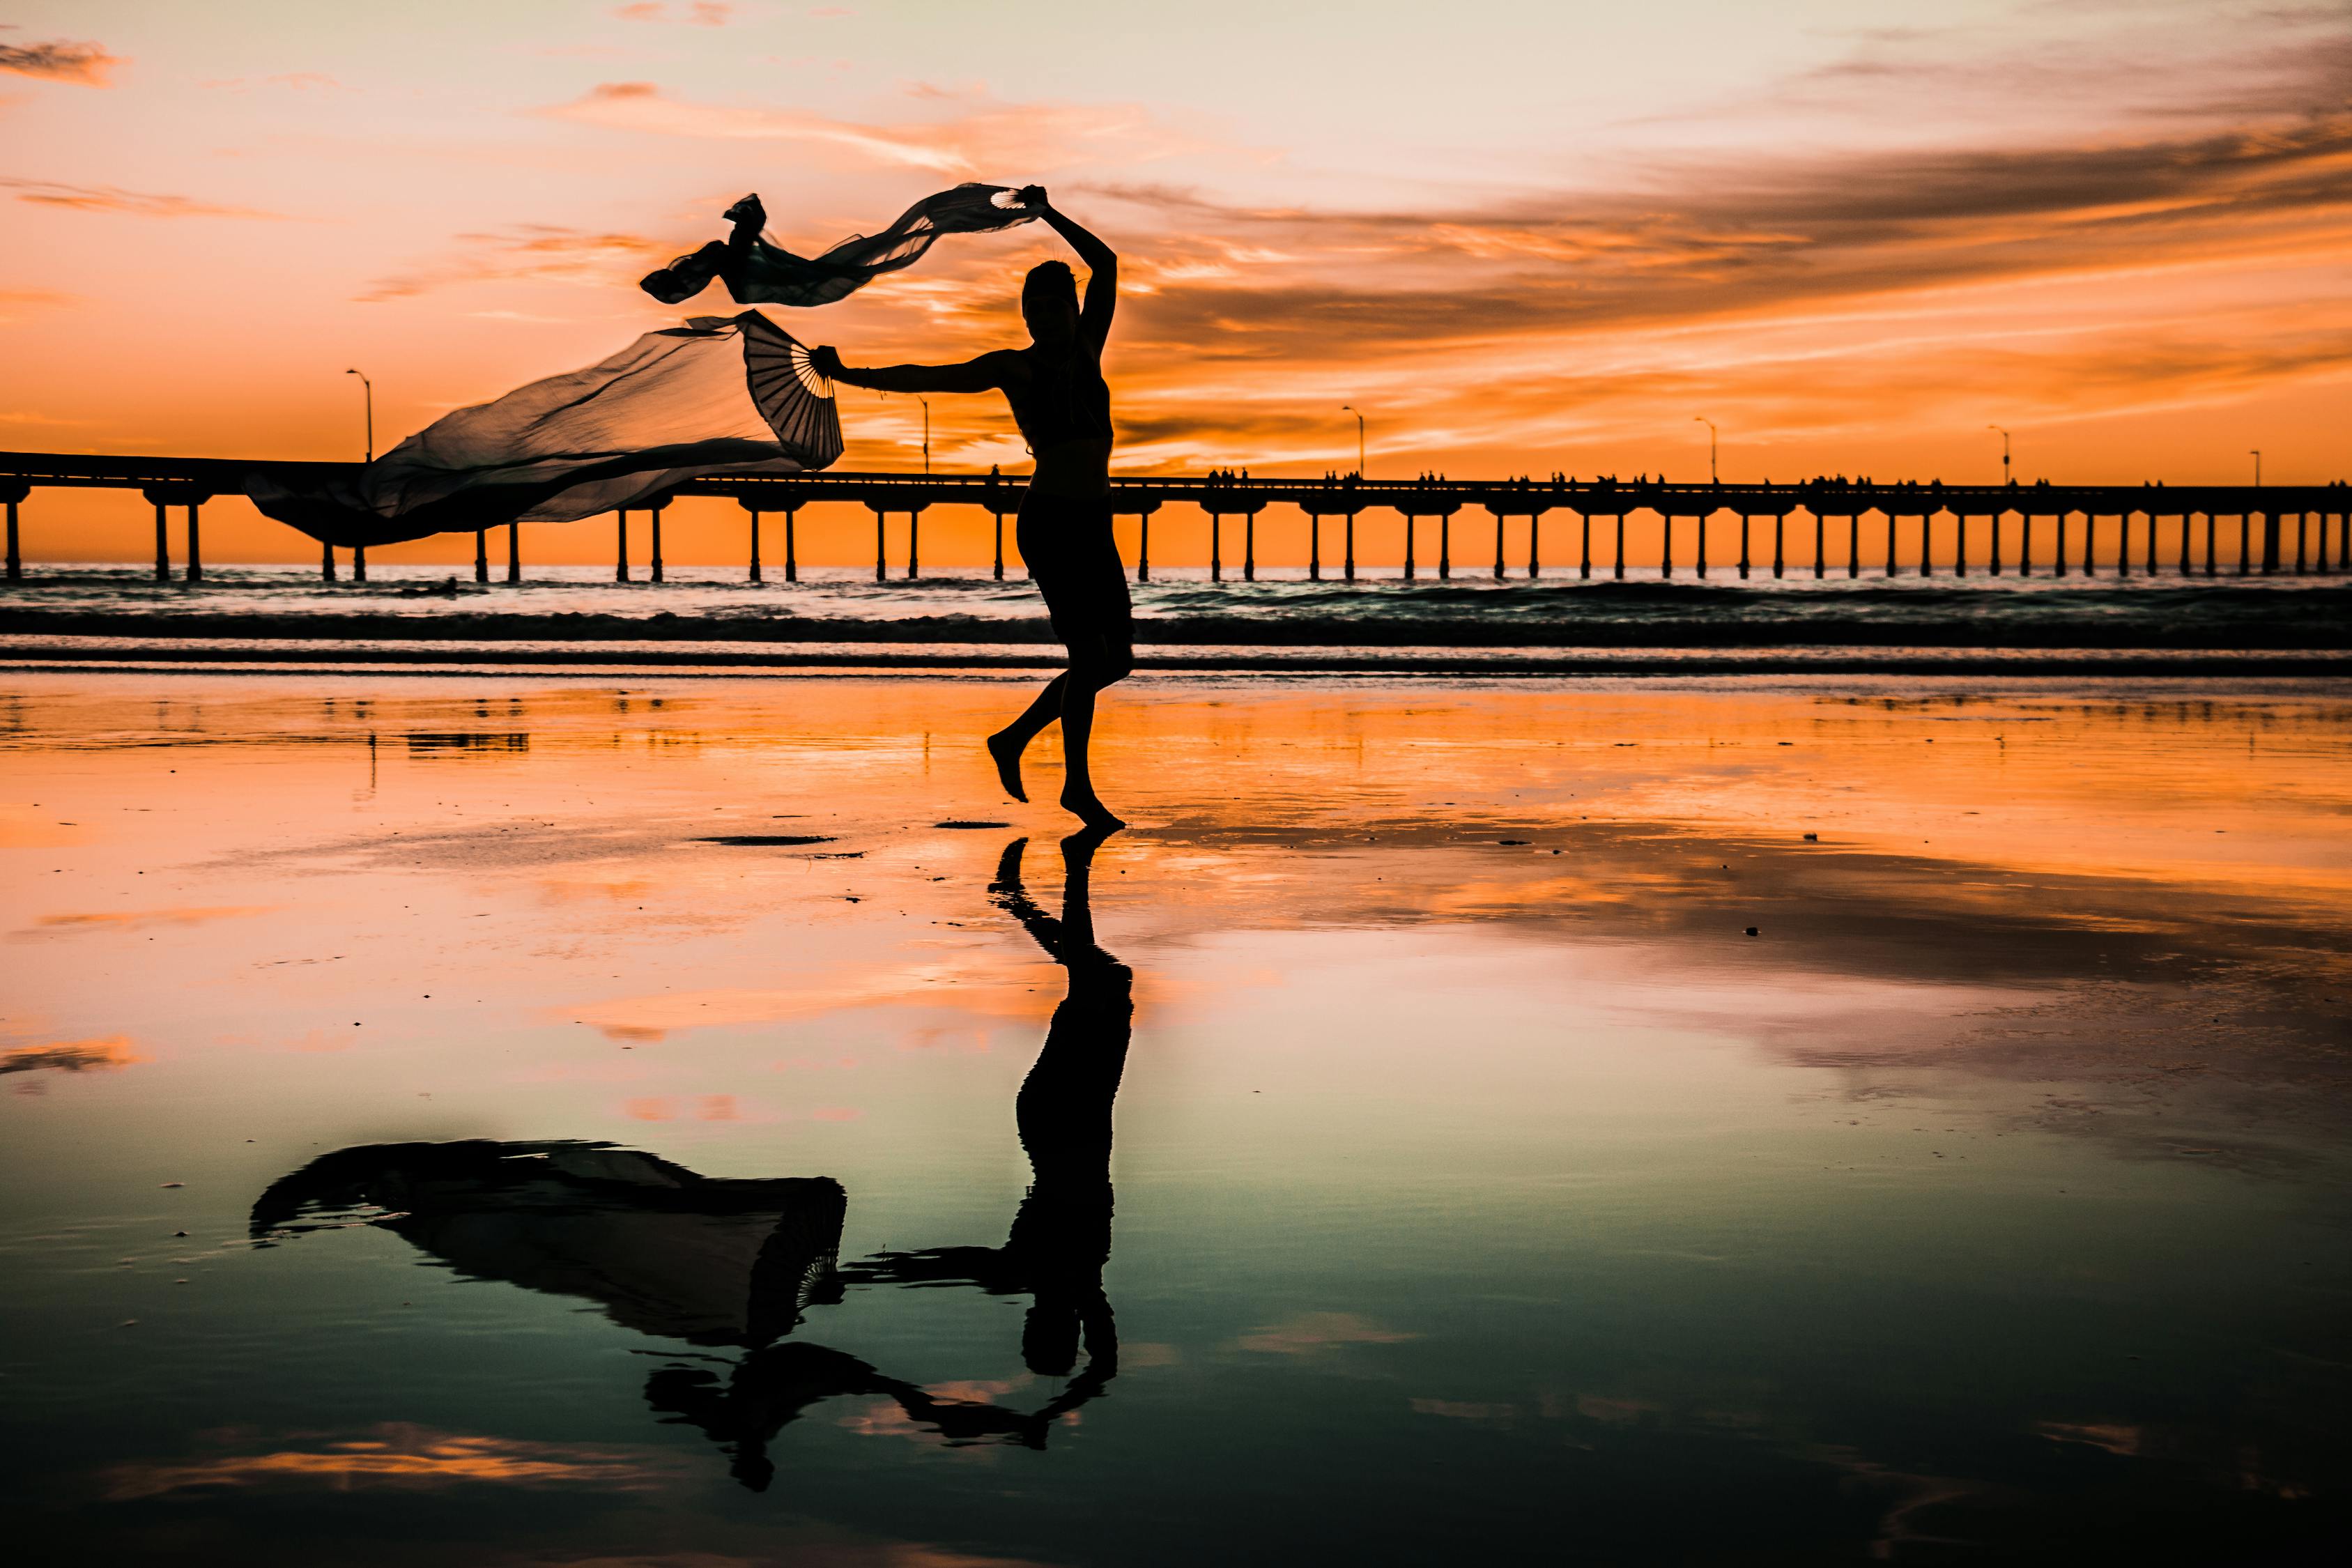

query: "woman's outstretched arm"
xmin=1017 ymin=186 xmax=1116 ymax=349
xmin=811 ymin=346 xmax=1015 ymax=395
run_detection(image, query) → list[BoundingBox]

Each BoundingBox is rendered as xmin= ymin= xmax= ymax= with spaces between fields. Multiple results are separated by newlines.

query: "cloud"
xmin=358 ymin=224 xmax=672 ymax=302
xmin=103 ymin=1424 xmax=679 ymax=1500
xmin=21 ymin=905 xmax=271 ymax=937
xmin=0 ymin=177 xmax=284 ymax=219
xmin=0 ymin=286 xmax=76 ymax=323
xmin=613 ymin=1 xmax=737 ymax=22
xmin=0 ymin=38 xmax=121 ymax=86
xmin=0 ymin=1036 xmax=144 ymax=1075
xmin=539 ymin=81 xmax=1206 ymax=177
xmin=1236 ymin=1312 xmax=1417 ymax=1355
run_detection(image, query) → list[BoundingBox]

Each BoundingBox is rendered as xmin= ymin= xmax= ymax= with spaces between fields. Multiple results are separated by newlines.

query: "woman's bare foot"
xmin=1059 ymin=785 xmax=1125 ymax=833
xmin=987 ymin=730 xmax=1029 ymax=802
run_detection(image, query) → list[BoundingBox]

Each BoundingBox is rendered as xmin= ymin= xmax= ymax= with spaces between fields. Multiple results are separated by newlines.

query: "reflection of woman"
xmin=674 ymin=829 xmax=1135 ymax=1486
xmin=810 ymin=190 xmax=1132 ymax=830
xmin=249 ymin=832 xmax=1136 ymax=1489
xmin=840 ymin=828 xmax=1132 ymax=1387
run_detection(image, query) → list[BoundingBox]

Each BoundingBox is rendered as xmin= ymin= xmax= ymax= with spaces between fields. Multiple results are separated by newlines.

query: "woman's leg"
xmin=1056 ymin=633 xmax=1132 ymax=831
xmin=989 ymin=675 xmax=1066 ymax=802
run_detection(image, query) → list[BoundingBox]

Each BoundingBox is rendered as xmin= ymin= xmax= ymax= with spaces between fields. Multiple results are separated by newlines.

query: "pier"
xmin=1 ymin=451 xmax=2345 ymax=584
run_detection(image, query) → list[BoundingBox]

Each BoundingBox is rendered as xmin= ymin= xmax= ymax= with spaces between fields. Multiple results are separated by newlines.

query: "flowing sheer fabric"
xmin=247 ymin=313 xmax=840 ymax=548
xmin=643 ymin=182 xmax=1036 ymax=307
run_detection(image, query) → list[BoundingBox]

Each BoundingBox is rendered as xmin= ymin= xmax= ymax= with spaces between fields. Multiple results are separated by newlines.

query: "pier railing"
xmin=1 ymin=451 xmax=2345 ymax=586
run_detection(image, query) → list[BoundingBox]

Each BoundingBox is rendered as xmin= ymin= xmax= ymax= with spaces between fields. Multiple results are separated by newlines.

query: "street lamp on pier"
xmin=1340 ymin=405 xmax=1365 ymax=477
xmin=918 ymin=397 xmax=931 ymax=474
xmin=345 ymin=369 xmax=374 ymax=463
xmin=1693 ymin=417 xmax=1717 ymax=482
xmin=1988 ymin=425 xmax=2011 ymax=484
xmin=2250 ymin=449 xmax=2261 ymax=486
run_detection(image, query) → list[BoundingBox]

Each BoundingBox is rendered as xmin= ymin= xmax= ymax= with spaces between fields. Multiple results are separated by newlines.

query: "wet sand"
xmin=3 ymin=672 xmax=2349 ymax=1564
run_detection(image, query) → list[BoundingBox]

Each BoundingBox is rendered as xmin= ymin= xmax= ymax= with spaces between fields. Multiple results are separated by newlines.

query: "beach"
xmin=4 ymin=669 xmax=2348 ymax=1563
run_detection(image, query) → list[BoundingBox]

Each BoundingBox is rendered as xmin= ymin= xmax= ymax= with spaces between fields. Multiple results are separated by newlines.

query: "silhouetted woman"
xmin=810 ymin=187 xmax=1130 ymax=830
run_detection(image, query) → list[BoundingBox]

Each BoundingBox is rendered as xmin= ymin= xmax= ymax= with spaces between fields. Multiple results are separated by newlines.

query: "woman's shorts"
xmin=1017 ymin=494 xmax=1133 ymax=660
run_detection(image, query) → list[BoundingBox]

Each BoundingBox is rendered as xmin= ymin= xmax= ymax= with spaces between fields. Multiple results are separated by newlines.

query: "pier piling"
xmin=1 ymin=486 xmax=21 ymax=582
xmin=615 ymin=510 xmax=629 ymax=583
xmin=474 ymin=528 xmax=488 ymax=585
xmin=508 ymin=522 xmax=521 ymax=584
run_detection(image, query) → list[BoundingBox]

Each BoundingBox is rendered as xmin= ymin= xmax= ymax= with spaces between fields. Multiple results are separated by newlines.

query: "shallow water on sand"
xmin=3 ymin=673 xmax=2349 ymax=1564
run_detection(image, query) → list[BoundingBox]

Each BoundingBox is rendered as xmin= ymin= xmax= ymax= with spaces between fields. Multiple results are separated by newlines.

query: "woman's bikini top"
xmin=1006 ymin=344 xmax=1112 ymax=454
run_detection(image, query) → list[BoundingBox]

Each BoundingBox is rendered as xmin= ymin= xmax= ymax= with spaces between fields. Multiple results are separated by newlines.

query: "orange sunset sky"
xmin=2 ymin=0 xmax=2348 ymax=565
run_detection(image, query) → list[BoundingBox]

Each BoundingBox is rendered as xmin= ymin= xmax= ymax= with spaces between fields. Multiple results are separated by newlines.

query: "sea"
xmin=2 ymin=564 xmax=2346 ymax=674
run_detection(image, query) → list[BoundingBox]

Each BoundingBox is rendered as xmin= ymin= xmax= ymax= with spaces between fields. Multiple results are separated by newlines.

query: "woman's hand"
xmin=808 ymin=344 xmax=844 ymax=382
xmin=1015 ymin=184 xmax=1050 ymax=211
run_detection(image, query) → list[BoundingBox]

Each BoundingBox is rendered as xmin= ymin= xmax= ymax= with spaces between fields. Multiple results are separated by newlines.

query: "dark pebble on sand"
xmin=935 ymin=820 xmax=1010 ymax=829
xmin=1498 ymin=839 xmax=1529 ymax=845
xmin=160 ymin=1182 xmax=184 ymax=1189
xmin=1744 ymin=927 xmax=1760 ymax=936
xmin=1802 ymin=833 xmax=1818 ymax=842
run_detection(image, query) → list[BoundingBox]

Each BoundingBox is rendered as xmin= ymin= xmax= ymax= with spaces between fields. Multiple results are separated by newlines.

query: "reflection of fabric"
xmin=645 ymin=183 xmax=1036 ymax=308
xmin=250 ymin=1139 xmax=845 ymax=1347
xmin=244 ymin=314 xmax=840 ymax=548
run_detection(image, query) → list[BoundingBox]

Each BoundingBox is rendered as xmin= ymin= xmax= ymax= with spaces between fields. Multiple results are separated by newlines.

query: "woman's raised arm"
xmin=1017 ymin=187 xmax=1116 ymax=349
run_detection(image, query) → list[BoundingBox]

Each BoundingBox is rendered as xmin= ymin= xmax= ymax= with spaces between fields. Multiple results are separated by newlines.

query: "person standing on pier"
xmin=810 ymin=188 xmax=1129 ymax=831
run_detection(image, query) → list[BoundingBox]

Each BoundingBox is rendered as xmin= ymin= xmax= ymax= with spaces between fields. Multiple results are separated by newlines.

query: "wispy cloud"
xmin=0 ymin=286 xmax=77 ymax=323
xmin=539 ymin=81 xmax=1206 ymax=177
xmin=613 ymin=1 xmax=737 ymax=23
xmin=0 ymin=1036 xmax=144 ymax=1075
xmin=358 ymin=224 xmax=671 ymax=302
xmin=0 ymin=37 xmax=121 ymax=86
xmin=103 ymin=1424 xmax=679 ymax=1500
xmin=0 ymin=177 xmax=284 ymax=219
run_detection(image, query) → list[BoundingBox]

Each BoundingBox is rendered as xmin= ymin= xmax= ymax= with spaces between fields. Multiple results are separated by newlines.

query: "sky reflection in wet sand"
xmin=2 ymin=672 xmax=2348 ymax=1565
